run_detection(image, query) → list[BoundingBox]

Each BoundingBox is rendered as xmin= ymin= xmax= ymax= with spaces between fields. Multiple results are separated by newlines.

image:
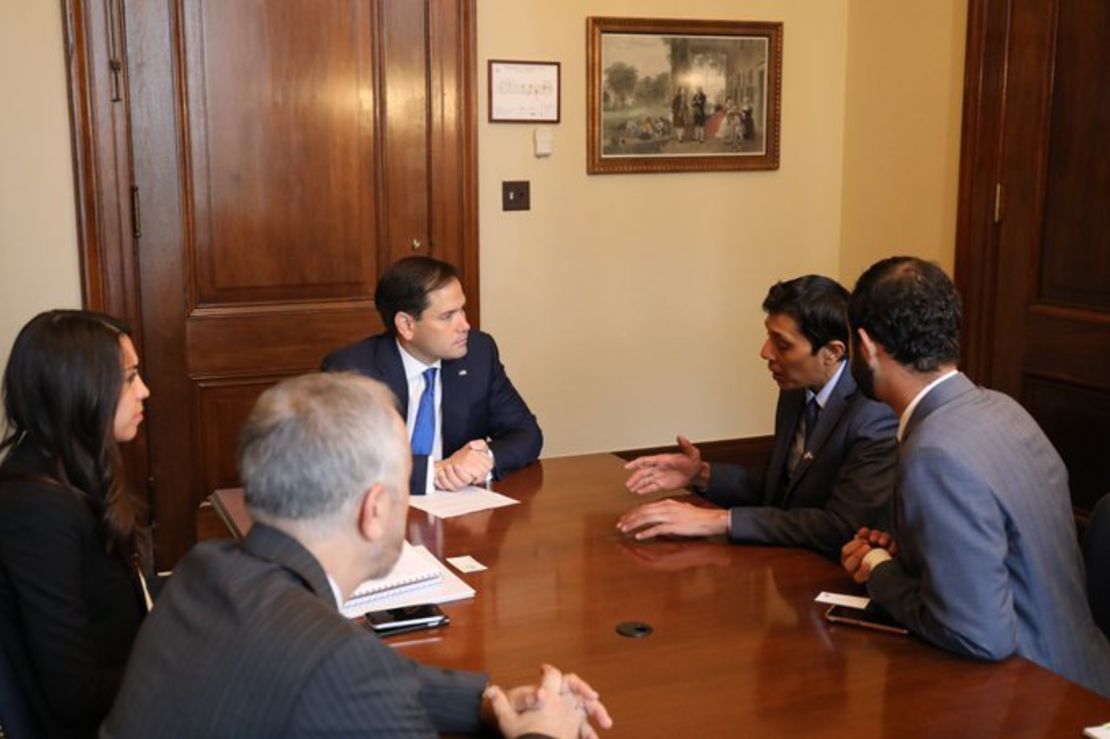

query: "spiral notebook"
xmin=342 ymin=542 xmax=442 ymax=613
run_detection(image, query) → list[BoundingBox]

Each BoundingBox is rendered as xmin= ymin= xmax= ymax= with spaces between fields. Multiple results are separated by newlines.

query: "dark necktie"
xmin=409 ymin=367 xmax=437 ymax=495
xmin=786 ymin=397 xmax=820 ymax=483
xmin=803 ymin=396 xmax=820 ymax=448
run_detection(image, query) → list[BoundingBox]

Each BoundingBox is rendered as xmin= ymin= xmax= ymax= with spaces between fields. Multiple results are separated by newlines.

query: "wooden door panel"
xmin=185 ymin=303 xmax=380 ymax=377
xmin=101 ymin=0 xmax=476 ymax=566
xmin=380 ymin=0 xmax=430 ymax=263
xmin=959 ymin=0 xmax=1110 ymax=520
xmin=182 ymin=0 xmax=378 ymax=305
xmin=427 ymin=0 xmax=474 ymax=274
xmin=197 ymin=377 xmax=295 ymax=495
xmin=1024 ymin=375 xmax=1110 ymax=515
xmin=1038 ymin=0 xmax=1110 ymax=310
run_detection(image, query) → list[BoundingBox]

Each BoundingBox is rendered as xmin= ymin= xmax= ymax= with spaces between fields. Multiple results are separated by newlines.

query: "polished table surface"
xmin=211 ymin=454 xmax=1109 ymax=736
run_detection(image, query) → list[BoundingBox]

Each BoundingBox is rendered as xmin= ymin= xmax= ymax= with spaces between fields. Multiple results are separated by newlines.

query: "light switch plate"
xmin=502 ymin=181 xmax=530 ymax=211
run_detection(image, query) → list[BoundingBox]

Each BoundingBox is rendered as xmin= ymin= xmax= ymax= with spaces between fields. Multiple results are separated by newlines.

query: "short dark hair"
xmin=374 ymin=257 xmax=460 ymax=334
xmin=848 ymin=256 xmax=961 ymax=372
xmin=762 ymin=275 xmax=850 ymax=354
xmin=1 ymin=309 xmax=142 ymax=560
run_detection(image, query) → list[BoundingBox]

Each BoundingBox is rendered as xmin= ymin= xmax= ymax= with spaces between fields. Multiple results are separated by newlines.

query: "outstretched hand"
xmin=624 ymin=436 xmax=707 ymax=495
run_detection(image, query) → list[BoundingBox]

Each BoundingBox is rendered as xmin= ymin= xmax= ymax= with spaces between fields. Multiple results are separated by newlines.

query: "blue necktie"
xmin=409 ymin=368 xmax=437 ymax=495
xmin=411 ymin=367 xmax=437 ymax=456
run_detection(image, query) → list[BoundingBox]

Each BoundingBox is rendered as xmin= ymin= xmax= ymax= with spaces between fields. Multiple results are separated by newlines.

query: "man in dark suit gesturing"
xmin=841 ymin=256 xmax=1110 ymax=697
xmin=619 ymin=276 xmax=897 ymax=558
xmin=323 ymin=257 xmax=541 ymax=494
xmin=102 ymin=373 xmax=611 ymax=737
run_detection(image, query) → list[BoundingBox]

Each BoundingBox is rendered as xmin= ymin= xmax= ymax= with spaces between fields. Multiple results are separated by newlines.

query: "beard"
xmin=850 ymin=349 xmax=878 ymax=401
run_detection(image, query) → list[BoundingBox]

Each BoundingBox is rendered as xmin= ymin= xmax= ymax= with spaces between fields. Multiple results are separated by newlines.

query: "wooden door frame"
xmin=953 ymin=0 xmax=1011 ymax=386
xmin=61 ymin=0 xmax=480 ymax=543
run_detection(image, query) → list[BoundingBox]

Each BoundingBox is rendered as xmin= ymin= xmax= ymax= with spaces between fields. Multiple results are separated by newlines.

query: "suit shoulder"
xmin=322 ymin=333 xmax=391 ymax=372
xmin=845 ymin=392 xmax=898 ymax=430
xmin=466 ymin=330 xmax=498 ymax=354
xmin=0 ymin=477 xmax=91 ymax=528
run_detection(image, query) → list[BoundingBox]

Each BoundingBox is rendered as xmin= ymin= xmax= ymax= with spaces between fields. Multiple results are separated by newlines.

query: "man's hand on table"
xmin=435 ymin=439 xmax=493 ymax=491
xmin=617 ymin=498 xmax=729 ymax=539
xmin=840 ymin=527 xmax=897 ymax=584
xmin=483 ymin=664 xmax=613 ymax=739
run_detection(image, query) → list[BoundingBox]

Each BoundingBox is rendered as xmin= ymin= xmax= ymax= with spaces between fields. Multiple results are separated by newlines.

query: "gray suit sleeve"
xmin=288 ymin=635 xmax=488 ymax=737
xmin=726 ymin=405 xmax=897 ymax=557
xmin=867 ymin=445 xmax=1019 ymax=661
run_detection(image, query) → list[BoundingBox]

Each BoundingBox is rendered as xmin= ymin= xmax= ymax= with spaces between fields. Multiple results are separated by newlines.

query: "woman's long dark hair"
xmin=1 ymin=310 xmax=143 ymax=561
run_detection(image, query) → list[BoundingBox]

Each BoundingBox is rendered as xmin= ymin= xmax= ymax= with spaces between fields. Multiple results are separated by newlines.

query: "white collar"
xmin=807 ymin=360 xmax=846 ymax=411
xmin=897 ymin=369 xmax=959 ymax=442
xmin=396 ymin=339 xmax=441 ymax=381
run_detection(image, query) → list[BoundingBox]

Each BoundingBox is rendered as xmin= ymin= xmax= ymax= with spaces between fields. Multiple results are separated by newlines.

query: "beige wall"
xmin=478 ymin=0 xmax=966 ymax=456
xmin=0 ymin=2 xmax=83 ymax=408
xmin=839 ymin=0 xmax=967 ymax=279
xmin=0 ymin=1 xmax=966 ymax=457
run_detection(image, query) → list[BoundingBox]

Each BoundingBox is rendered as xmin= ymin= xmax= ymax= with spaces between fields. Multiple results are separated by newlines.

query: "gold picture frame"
xmin=587 ymin=16 xmax=782 ymax=174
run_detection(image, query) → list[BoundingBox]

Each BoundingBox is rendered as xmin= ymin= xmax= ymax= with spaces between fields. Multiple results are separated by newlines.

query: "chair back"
xmin=1084 ymin=493 xmax=1110 ymax=639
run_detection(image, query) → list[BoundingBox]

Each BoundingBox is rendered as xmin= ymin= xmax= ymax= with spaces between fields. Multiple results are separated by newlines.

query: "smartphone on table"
xmin=364 ymin=604 xmax=449 ymax=637
xmin=824 ymin=603 xmax=908 ymax=635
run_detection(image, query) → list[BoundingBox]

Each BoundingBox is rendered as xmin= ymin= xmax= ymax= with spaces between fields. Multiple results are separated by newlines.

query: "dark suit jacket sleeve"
xmin=867 ymin=444 xmax=1019 ymax=661
xmin=288 ymin=629 xmax=488 ymax=737
xmin=726 ymin=402 xmax=898 ymax=557
xmin=0 ymin=484 xmax=124 ymax=726
xmin=702 ymin=463 xmax=765 ymax=508
xmin=482 ymin=337 xmax=542 ymax=478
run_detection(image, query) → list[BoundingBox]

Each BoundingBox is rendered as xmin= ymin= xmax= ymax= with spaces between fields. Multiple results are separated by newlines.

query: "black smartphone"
xmin=824 ymin=604 xmax=908 ymax=635
xmin=365 ymin=604 xmax=449 ymax=636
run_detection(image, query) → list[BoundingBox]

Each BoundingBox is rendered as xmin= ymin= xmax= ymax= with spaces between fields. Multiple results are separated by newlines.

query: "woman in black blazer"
xmin=0 ymin=310 xmax=151 ymax=738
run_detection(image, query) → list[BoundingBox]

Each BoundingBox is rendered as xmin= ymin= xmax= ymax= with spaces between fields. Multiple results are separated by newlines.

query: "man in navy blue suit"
xmin=618 ymin=276 xmax=897 ymax=558
xmin=323 ymin=257 xmax=541 ymax=494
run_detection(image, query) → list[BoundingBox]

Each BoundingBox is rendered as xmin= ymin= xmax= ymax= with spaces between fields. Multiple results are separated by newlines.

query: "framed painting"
xmin=587 ymin=17 xmax=782 ymax=174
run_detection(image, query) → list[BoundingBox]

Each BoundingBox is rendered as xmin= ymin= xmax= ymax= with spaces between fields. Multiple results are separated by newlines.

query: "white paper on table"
xmin=407 ymin=485 xmax=519 ymax=519
xmin=1085 ymin=723 xmax=1110 ymax=739
xmin=814 ymin=591 xmax=871 ymax=609
xmin=341 ymin=546 xmax=476 ymax=619
xmin=446 ymin=555 xmax=487 ymax=573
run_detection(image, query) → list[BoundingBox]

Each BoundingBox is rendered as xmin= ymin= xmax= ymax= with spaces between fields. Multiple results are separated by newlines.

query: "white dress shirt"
xmin=897 ymin=369 xmax=959 ymax=443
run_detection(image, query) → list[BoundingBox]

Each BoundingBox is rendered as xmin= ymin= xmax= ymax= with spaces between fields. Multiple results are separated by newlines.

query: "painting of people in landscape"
xmin=587 ymin=18 xmax=782 ymax=174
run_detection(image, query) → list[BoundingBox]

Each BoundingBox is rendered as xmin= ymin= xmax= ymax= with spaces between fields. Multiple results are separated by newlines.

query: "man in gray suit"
xmin=841 ymin=256 xmax=1110 ymax=697
xmin=102 ymin=374 xmax=612 ymax=737
xmin=618 ymin=275 xmax=897 ymax=558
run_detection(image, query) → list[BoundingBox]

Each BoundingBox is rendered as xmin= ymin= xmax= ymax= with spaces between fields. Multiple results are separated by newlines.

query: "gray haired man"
xmin=103 ymin=373 xmax=612 ymax=738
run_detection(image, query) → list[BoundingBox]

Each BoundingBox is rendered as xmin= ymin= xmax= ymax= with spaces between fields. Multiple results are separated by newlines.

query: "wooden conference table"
xmin=211 ymin=454 xmax=1108 ymax=737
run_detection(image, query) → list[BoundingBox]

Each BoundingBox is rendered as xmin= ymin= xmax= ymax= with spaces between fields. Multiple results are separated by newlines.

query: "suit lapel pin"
xmin=458 ymin=369 xmax=468 ymax=376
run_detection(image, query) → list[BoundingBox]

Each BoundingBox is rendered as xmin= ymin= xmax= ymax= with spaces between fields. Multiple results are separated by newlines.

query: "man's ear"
xmin=394 ymin=312 xmax=416 ymax=341
xmin=855 ymin=328 xmax=878 ymax=363
xmin=822 ymin=339 xmax=847 ymax=363
xmin=356 ymin=484 xmax=388 ymax=542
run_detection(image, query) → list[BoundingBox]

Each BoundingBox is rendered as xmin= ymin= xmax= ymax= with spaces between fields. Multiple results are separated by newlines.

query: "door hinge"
xmin=107 ymin=0 xmax=124 ymax=102
xmin=130 ymin=185 xmax=142 ymax=239
xmin=993 ymin=183 xmax=1004 ymax=224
